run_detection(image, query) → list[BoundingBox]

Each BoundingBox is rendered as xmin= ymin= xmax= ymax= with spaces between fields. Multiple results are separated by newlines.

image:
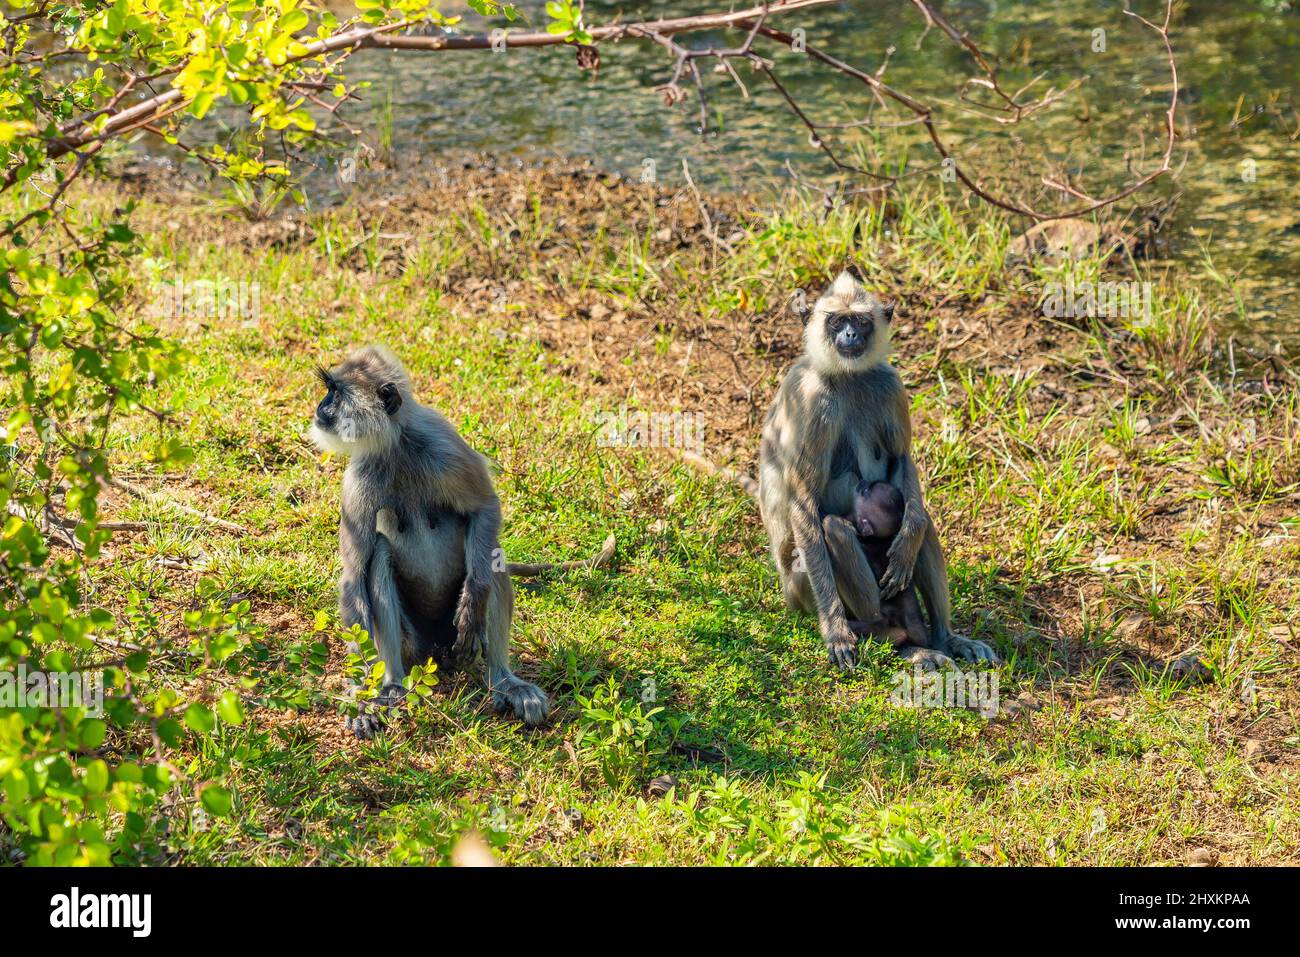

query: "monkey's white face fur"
xmin=309 ymin=346 xmax=408 ymax=458
xmin=803 ymin=270 xmax=894 ymax=376
xmin=308 ymin=420 xmax=395 ymax=457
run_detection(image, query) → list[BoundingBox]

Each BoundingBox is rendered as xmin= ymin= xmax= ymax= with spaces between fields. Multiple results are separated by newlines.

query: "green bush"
xmin=0 ymin=0 xmax=527 ymax=865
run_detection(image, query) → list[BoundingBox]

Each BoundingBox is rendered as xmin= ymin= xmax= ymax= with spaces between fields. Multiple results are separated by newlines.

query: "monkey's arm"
xmin=338 ymin=499 xmax=379 ymax=636
xmin=879 ymin=452 xmax=931 ymax=599
xmin=451 ymin=472 xmax=502 ymax=665
xmin=787 ymin=437 xmax=861 ymax=669
xmin=340 ymin=498 xmax=410 ymax=698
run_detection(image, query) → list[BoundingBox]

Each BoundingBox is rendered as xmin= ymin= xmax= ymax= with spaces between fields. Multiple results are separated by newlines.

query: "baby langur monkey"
xmin=310 ymin=345 xmax=548 ymax=738
xmin=848 ymin=481 xmax=928 ymax=647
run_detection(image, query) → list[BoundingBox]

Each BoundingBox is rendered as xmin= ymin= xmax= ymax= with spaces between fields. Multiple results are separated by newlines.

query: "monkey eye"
xmin=828 ymin=313 xmax=847 ymax=331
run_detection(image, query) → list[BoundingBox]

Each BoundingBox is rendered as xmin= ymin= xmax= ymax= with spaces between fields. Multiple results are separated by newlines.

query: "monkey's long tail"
xmin=667 ymin=448 xmax=760 ymax=503
xmin=507 ymin=533 xmax=617 ymax=578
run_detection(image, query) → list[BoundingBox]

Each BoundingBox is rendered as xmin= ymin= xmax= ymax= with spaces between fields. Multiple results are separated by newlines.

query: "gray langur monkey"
xmin=309 ymin=345 xmax=548 ymax=737
xmin=758 ymin=270 xmax=998 ymax=671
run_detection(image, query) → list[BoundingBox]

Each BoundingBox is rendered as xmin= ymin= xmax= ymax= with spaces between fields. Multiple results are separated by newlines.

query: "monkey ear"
xmin=791 ymin=289 xmax=811 ymax=321
xmin=378 ymin=382 xmax=402 ymax=416
xmin=881 ymin=301 xmax=895 ymax=322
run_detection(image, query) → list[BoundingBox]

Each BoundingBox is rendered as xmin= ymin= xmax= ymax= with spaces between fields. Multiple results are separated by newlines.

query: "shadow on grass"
xmin=530 ymin=562 xmax=993 ymax=785
xmin=952 ymin=558 xmax=1178 ymax=698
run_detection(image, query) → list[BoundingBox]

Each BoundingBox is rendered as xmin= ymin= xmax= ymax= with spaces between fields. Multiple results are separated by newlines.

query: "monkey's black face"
xmin=313 ymin=370 xmax=401 ymax=430
xmin=315 ymin=388 xmax=337 ymax=429
xmin=309 ymin=349 xmax=410 ymax=458
xmin=309 ymin=362 xmax=407 ymax=457
xmin=824 ymin=311 xmax=874 ymax=360
xmin=313 ymin=368 xmax=344 ymax=432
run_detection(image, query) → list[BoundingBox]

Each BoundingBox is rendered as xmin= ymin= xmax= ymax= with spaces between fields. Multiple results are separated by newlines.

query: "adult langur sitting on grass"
xmin=758 ymin=270 xmax=998 ymax=671
xmin=310 ymin=346 xmax=548 ymax=738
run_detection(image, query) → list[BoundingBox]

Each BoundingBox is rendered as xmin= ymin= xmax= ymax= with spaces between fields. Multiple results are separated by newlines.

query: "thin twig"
xmin=665 ymin=448 xmax=760 ymax=502
xmin=507 ymin=533 xmax=617 ymax=577
xmin=108 ymin=477 xmax=249 ymax=535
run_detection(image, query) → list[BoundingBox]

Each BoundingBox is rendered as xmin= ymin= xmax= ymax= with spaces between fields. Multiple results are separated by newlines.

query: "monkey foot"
xmin=346 ymin=711 xmax=385 ymax=740
xmin=344 ymin=683 xmax=408 ymax=739
xmin=375 ymin=682 xmax=408 ymax=708
xmin=899 ymin=645 xmax=956 ymax=672
xmin=947 ymin=635 xmax=999 ymax=664
xmin=490 ymin=675 xmax=550 ymax=727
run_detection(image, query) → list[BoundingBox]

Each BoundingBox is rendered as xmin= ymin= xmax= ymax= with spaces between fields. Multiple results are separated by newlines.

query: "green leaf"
xmin=200 ymin=785 xmax=232 ymax=817
xmin=83 ymin=760 xmax=109 ymax=794
xmin=280 ymin=10 xmax=310 ymax=34
xmin=184 ymin=703 xmax=216 ymax=734
xmin=157 ymin=718 xmax=184 ymax=747
xmin=79 ymin=720 xmax=107 ymax=749
xmin=3 ymin=769 xmax=30 ymax=805
xmin=217 ymin=691 xmax=246 ymax=726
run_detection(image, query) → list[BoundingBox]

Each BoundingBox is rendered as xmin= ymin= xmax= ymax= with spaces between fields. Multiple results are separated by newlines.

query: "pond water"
xmin=336 ymin=0 xmax=1299 ymax=351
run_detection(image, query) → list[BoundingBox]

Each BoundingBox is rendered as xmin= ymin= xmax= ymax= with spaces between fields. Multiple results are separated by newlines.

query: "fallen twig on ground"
xmin=507 ymin=533 xmax=617 ymax=577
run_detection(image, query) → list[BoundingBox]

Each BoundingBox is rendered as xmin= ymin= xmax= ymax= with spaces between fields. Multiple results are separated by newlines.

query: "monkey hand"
xmin=346 ymin=683 xmax=407 ymax=739
xmin=451 ymin=583 xmax=488 ymax=669
xmin=824 ymin=621 xmax=858 ymax=671
xmin=449 ymin=628 xmax=483 ymax=671
xmin=880 ymin=514 xmax=925 ymax=598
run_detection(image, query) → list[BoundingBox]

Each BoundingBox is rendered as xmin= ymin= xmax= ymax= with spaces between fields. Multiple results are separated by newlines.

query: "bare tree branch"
xmin=11 ymin=0 xmax=1180 ymax=224
xmin=746 ymin=0 xmax=1179 ymax=221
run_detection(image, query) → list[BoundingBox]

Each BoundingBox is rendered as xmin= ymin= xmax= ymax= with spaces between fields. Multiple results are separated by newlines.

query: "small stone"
xmin=1115 ymin=613 xmax=1147 ymax=641
xmin=1187 ymin=847 xmax=1218 ymax=867
xmin=647 ymin=774 xmax=679 ymax=798
xmin=1170 ymin=653 xmax=1213 ymax=684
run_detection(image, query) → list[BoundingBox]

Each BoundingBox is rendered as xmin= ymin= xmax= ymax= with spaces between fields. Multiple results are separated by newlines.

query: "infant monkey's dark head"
xmin=851 ymin=480 xmax=904 ymax=540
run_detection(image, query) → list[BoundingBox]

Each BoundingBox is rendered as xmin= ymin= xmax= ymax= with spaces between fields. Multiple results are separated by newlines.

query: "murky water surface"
xmin=329 ymin=1 xmax=1300 ymax=349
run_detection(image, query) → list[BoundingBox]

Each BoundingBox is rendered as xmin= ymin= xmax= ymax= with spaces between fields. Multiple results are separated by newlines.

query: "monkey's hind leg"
xmin=480 ymin=574 xmax=549 ymax=726
xmin=821 ymin=515 xmax=883 ymax=624
xmin=347 ymin=534 xmax=408 ymax=740
xmin=774 ymin=540 xmax=815 ymax=615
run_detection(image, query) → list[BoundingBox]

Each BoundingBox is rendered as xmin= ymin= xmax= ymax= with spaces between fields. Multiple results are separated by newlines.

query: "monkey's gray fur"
xmin=311 ymin=345 xmax=548 ymax=737
xmin=758 ymin=271 xmax=997 ymax=671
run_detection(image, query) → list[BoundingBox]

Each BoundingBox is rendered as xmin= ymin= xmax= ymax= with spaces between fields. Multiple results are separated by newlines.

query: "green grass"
xmin=71 ymin=160 xmax=1300 ymax=865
